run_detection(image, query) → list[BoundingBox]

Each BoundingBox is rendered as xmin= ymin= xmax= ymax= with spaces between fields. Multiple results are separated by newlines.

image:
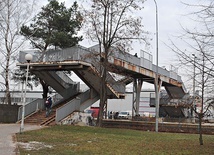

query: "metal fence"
xmin=55 ymin=98 xmax=80 ymax=123
xmin=18 ymin=45 xmax=182 ymax=83
xmin=17 ymin=92 xmax=64 ymax=121
xmin=18 ymin=45 xmax=183 ymax=93
xmin=17 ymin=98 xmax=44 ymax=121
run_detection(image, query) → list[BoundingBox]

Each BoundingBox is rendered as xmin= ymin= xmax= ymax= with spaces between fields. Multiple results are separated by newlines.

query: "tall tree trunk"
xmin=97 ymin=66 xmax=107 ymax=126
xmin=40 ymin=78 xmax=49 ymax=99
xmin=199 ymin=113 xmax=203 ymax=145
xmin=97 ymin=51 xmax=108 ymax=127
xmin=5 ymin=81 xmax=11 ymax=105
xmin=4 ymin=3 xmax=11 ymax=105
xmin=5 ymin=52 xmax=11 ymax=105
xmin=199 ymin=57 xmax=204 ymax=145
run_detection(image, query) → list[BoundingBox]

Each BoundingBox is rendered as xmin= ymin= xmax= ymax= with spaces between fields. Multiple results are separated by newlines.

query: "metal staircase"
xmin=17 ymin=47 xmax=126 ymax=125
xmin=17 ymin=44 xmax=188 ymax=122
xmin=18 ymin=46 xmax=126 ymax=99
xmin=56 ymin=89 xmax=99 ymax=123
xmin=18 ymin=89 xmax=99 ymax=125
xmin=32 ymin=70 xmax=80 ymax=99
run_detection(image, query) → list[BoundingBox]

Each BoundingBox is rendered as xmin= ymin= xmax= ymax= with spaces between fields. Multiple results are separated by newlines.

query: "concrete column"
xmin=154 ymin=77 xmax=162 ymax=132
xmin=132 ymin=78 xmax=143 ymax=117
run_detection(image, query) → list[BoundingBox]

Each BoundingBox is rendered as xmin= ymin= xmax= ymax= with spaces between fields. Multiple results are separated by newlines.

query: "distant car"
xmin=118 ymin=111 xmax=132 ymax=119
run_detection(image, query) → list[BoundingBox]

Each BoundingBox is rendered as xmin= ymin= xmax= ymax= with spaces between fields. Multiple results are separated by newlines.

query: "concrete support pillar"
xmin=154 ymin=77 xmax=162 ymax=132
xmin=132 ymin=78 xmax=143 ymax=117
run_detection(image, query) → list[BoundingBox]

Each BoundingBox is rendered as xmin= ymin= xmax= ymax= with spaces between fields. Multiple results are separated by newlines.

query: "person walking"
xmin=45 ymin=96 xmax=52 ymax=117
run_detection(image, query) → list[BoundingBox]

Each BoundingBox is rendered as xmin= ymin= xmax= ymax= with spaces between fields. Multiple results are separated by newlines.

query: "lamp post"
xmin=20 ymin=53 xmax=33 ymax=133
xmin=153 ymin=0 xmax=159 ymax=132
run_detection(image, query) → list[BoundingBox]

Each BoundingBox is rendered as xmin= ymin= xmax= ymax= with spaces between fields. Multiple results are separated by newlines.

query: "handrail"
xmin=17 ymin=98 xmax=44 ymax=121
xmin=18 ymin=45 xmax=182 ymax=83
xmin=17 ymin=92 xmax=64 ymax=121
xmin=55 ymin=71 xmax=77 ymax=85
xmin=18 ymin=44 xmax=184 ymax=95
xmin=55 ymin=89 xmax=99 ymax=123
xmin=18 ymin=46 xmax=125 ymax=94
xmin=55 ymin=97 xmax=81 ymax=123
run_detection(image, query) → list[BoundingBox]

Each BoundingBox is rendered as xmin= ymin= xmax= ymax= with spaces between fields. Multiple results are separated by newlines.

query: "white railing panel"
xmin=55 ymin=98 xmax=80 ymax=122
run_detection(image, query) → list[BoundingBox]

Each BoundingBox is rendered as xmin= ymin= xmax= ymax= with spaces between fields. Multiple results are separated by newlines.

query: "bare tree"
xmin=0 ymin=0 xmax=36 ymax=105
xmin=169 ymin=1 xmax=214 ymax=145
xmin=82 ymin=0 xmax=149 ymax=126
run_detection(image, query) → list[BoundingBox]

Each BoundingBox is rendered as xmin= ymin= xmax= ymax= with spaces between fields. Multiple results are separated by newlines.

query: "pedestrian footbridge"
xmin=17 ymin=44 xmax=188 ymax=124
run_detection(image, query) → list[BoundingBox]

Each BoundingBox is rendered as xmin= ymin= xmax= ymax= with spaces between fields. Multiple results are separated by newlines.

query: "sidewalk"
xmin=0 ymin=123 xmax=42 ymax=155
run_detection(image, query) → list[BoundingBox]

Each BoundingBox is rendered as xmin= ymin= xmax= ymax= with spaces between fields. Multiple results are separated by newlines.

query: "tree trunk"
xmin=97 ymin=51 xmax=108 ymax=127
xmin=40 ymin=78 xmax=49 ymax=99
xmin=5 ymin=84 xmax=11 ymax=105
xmin=198 ymin=113 xmax=203 ymax=145
xmin=5 ymin=57 xmax=11 ymax=105
xmin=97 ymin=66 xmax=107 ymax=126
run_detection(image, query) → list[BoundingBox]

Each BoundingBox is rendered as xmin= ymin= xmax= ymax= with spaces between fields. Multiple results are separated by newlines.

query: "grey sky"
xmin=38 ymin=0 xmax=200 ymax=88
xmin=140 ymin=0 xmax=197 ymax=68
xmin=80 ymin=0 xmax=197 ymax=68
xmin=39 ymin=0 xmax=196 ymax=67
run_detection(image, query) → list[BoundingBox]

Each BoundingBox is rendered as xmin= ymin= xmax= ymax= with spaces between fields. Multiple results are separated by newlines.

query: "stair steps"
xmin=24 ymin=93 xmax=81 ymax=126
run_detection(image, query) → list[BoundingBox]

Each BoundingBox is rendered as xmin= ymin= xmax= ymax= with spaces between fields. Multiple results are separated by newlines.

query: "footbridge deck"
xmin=18 ymin=45 xmax=186 ymax=99
xmin=17 ymin=44 xmax=188 ymax=120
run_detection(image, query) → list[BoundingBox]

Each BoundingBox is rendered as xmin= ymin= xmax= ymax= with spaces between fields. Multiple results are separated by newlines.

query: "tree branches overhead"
xmin=82 ymin=0 xmax=149 ymax=54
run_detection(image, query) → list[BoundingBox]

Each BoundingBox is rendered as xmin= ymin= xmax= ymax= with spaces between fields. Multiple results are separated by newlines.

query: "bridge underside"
xmin=19 ymin=61 xmax=126 ymax=99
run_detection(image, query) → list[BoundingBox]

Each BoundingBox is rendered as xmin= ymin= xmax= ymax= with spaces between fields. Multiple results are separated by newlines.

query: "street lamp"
xmin=153 ymin=0 xmax=159 ymax=132
xmin=20 ymin=53 xmax=33 ymax=133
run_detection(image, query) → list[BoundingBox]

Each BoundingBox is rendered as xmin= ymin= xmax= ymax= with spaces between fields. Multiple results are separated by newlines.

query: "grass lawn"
xmin=16 ymin=125 xmax=214 ymax=155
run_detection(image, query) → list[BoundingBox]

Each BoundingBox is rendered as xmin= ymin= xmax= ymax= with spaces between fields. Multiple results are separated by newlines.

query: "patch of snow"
xmin=18 ymin=141 xmax=53 ymax=151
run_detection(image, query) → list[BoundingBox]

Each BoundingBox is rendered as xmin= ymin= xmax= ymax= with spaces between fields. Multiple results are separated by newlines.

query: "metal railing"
xmin=18 ymin=46 xmax=125 ymax=94
xmin=18 ymin=44 xmax=184 ymax=95
xmin=51 ymin=93 xmax=63 ymax=107
xmin=18 ymin=45 xmax=182 ymax=83
xmin=17 ymin=98 xmax=44 ymax=121
xmin=55 ymin=90 xmax=91 ymax=123
xmin=79 ymin=89 xmax=99 ymax=111
xmin=55 ymin=89 xmax=99 ymax=123
xmin=17 ymin=92 xmax=64 ymax=121
xmin=55 ymin=71 xmax=77 ymax=85
xmin=55 ymin=97 xmax=81 ymax=123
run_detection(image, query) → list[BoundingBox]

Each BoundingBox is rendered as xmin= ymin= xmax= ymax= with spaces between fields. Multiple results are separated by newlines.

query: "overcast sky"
xmin=39 ymin=0 xmax=197 ymax=67
xmin=37 ymin=0 xmax=200 ymax=87
xmin=75 ymin=1 xmax=197 ymax=68
xmin=141 ymin=0 xmax=198 ymax=68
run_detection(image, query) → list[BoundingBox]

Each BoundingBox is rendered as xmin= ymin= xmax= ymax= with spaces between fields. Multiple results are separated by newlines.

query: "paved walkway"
xmin=0 ymin=123 xmax=42 ymax=155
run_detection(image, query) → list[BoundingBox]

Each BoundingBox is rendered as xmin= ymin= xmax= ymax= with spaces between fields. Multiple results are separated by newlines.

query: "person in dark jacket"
xmin=45 ymin=96 xmax=52 ymax=117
